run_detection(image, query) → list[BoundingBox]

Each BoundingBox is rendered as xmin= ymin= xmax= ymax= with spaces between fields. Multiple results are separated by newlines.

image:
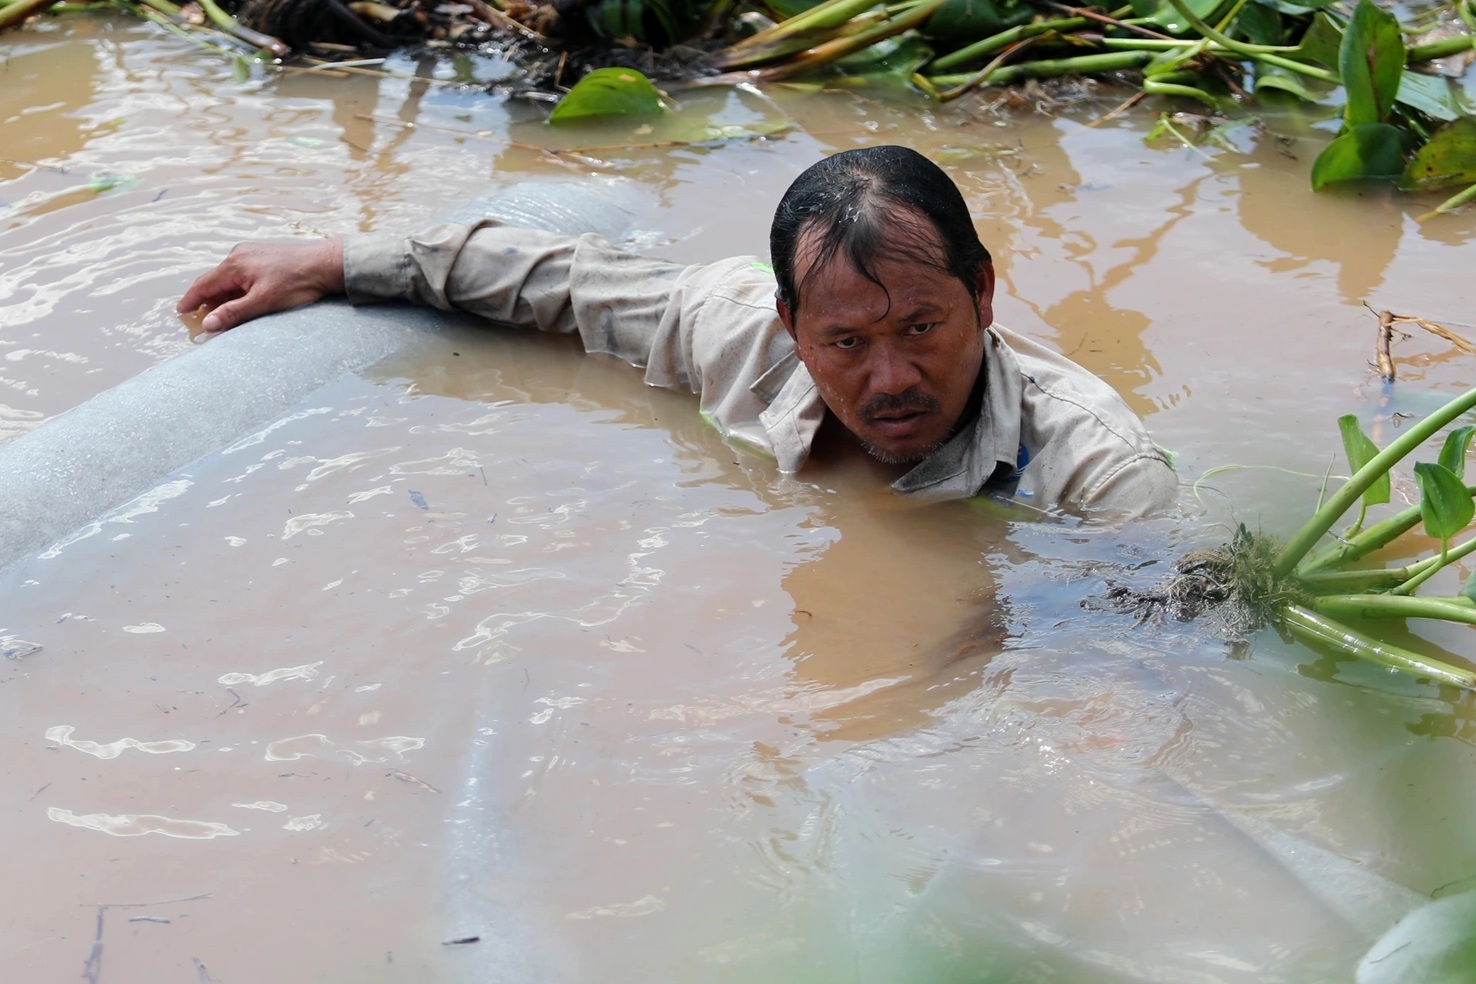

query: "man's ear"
xmin=776 ymin=298 xmax=798 ymax=341
xmin=974 ymin=262 xmax=997 ymax=327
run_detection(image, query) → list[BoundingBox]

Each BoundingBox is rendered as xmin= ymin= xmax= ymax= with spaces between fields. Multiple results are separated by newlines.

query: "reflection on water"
xmin=4 ymin=14 xmax=1476 ymax=984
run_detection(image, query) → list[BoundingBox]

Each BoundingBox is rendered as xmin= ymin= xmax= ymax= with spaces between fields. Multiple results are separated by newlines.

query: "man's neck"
xmin=809 ymin=412 xmax=915 ymax=484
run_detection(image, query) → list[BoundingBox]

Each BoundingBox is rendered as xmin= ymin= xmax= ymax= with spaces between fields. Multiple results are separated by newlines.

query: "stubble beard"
xmin=857 ymin=390 xmax=947 ymax=465
xmin=861 ymin=436 xmax=949 ymax=466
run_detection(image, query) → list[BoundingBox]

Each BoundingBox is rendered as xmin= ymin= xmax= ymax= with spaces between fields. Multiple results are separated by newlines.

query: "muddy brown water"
xmin=5 ymin=13 xmax=1476 ymax=984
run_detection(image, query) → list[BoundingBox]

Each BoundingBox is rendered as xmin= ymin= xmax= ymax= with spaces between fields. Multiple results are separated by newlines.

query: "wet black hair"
xmin=769 ymin=145 xmax=993 ymax=315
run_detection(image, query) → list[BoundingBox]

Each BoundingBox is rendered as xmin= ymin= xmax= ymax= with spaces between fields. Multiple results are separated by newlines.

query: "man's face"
xmin=778 ymin=224 xmax=994 ymax=465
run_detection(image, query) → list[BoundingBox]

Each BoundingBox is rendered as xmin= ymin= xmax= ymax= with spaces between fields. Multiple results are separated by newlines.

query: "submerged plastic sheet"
xmin=0 ymin=179 xmax=645 ymax=573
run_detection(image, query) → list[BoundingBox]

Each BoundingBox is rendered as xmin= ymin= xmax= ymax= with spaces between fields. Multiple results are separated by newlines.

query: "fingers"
xmin=176 ymin=239 xmax=345 ymax=333
xmin=200 ymin=297 xmax=259 ymax=334
xmin=176 ymin=265 xmax=246 ymax=317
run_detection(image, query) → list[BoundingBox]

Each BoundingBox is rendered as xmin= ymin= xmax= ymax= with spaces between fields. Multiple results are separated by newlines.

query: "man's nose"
xmin=867 ymin=342 xmax=923 ymax=394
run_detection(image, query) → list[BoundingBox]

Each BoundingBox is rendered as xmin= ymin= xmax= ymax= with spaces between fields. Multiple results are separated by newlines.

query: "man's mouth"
xmin=867 ymin=410 xmax=928 ymax=436
xmin=861 ymin=392 xmax=940 ymax=434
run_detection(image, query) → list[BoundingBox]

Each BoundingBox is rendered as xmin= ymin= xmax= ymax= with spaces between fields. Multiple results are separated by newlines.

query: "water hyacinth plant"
xmin=707 ymin=0 xmax=1476 ymax=207
xmin=1201 ymin=386 xmax=1476 ymax=689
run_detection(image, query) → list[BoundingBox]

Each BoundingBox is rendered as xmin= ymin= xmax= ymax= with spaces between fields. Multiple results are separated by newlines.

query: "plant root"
xmin=1094 ymin=526 xmax=1307 ymax=637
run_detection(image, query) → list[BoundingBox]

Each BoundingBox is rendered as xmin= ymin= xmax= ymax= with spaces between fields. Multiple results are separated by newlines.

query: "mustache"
xmin=860 ymin=389 xmax=940 ymax=422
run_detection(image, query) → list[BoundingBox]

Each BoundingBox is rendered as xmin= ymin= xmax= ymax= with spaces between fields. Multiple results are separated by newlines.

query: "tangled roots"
xmin=1096 ymin=526 xmax=1307 ymax=637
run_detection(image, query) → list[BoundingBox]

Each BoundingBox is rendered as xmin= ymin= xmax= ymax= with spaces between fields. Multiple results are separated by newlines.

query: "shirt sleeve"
xmin=1077 ymin=452 xmax=1179 ymax=521
xmin=341 ymin=220 xmax=797 ymax=453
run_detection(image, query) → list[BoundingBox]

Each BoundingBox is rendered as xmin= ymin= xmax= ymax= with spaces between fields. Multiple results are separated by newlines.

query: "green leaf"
xmin=585 ymin=0 xmax=687 ymax=44
xmin=548 ymin=68 xmax=667 ymax=124
xmin=926 ymin=0 xmax=1032 ymax=40
xmin=1398 ymin=117 xmax=1476 ymax=192
xmin=1396 ymin=70 xmax=1462 ymax=123
xmin=1253 ymin=10 xmax=1343 ymax=99
xmin=1129 ymin=0 xmax=1225 ymax=34
xmin=1463 ymin=569 xmax=1476 ymax=602
xmin=834 ymin=32 xmax=932 ymax=75
xmin=1254 ymin=63 xmax=1337 ymax=102
xmin=1415 ymin=461 xmax=1474 ymax=543
xmin=1290 ymin=11 xmax=1344 ymax=69
xmin=1145 ymin=43 xmax=1203 ymax=77
xmin=1439 ymin=425 xmax=1476 ymax=478
xmin=1311 ymin=123 xmax=1405 ymax=188
xmin=1338 ymin=0 xmax=1405 ymax=127
xmin=1233 ymin=2 xmax=1284 ymax=46
xmin=1339 ymin=414 xmax=1391 ymax=506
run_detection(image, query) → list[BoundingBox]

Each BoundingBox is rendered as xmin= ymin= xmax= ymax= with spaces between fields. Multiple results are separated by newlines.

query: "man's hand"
xmin=176 ymin=239 xmax=347 ymax=333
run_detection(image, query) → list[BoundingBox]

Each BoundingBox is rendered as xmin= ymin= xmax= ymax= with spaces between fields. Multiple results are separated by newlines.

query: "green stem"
xmin=1095 ymin=29 xmax=1338 ymax=82
xmin=1313 ymin=593 xmax=1476 ymax=625
xmin=1299 ymin=501 xmax=1423 ymax=575
xmin=928 ymin=16 xmax=1087 ymax=73
xmin=932 ymin=35 xmax=1044 ymax=101
xmin=1408 ymin=34 xmax=1476 ymax=64
xmin=196 ymin=0 xmax=288 ymax=55
xmin=755 ymin=0 xmax=945 ymax=81
xmin=1273 ymin=386 xmax=1476 ymax=579
xmin=1280 ymin=603 xmax=1476 ymax=688
xmin=775 ymin=0 xmax=884 ymax=36
xmin=1143 ymin=78 xmax=1220 ymax=106
xmin=1429 ymin=180 xmax=1476 ymax=219
xmin=1164 ymin=0 xmax=1300 ymax=54
xmin=1100 ymin=37 xmax=1204 ymax=50
xmin=127 ymin=1 xmax=229 ymax=51
xmin=927 ymin=50 xmax=1153 ymax=88
xmin=713 ymin=15 xmax=879 ymax=69
xmin=0 ymin=0 xmax=58 ymax=29
xmin=714 ymin=0 xmax=883 ymax=67
xmin=1247 ymin=50 xmax=1339 ymax=83
xmin=1296 ymin=567 xmax=1412 ymax=592
xmin=1391 ymin=533 xmax=1476 ymax=596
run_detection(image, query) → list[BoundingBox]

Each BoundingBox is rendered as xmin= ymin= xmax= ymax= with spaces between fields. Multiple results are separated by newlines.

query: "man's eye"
xmin=906 ymin=322 xmax=938 ymax=336
xmin=833 ymin=337 xmax=861 ymax=350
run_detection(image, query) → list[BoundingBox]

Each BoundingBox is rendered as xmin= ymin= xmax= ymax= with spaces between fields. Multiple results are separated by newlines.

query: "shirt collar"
xmin=891 ymin=325 xmax=1022 ymax=498
xmin=756 ymin=352 xmax=825 ymax=474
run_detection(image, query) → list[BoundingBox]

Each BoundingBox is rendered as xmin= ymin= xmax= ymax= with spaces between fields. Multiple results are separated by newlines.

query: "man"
xmin=178 ymin=145 xmax=1176 ymax=518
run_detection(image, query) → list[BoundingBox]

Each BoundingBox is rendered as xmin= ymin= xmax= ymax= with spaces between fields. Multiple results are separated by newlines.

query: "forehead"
xmin=792 ymin=206 xmax=946 ymax=279
xmin=793 ymin=234 xmax=961 ymax=326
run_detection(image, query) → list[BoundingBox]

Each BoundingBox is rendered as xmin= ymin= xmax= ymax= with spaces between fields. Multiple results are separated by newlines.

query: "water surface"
xmin=3 ymin=15 xmax=1476 ymax=982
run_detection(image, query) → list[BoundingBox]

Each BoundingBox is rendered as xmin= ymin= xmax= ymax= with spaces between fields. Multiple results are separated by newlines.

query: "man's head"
xmin=770 ymin=145 xmax=996 ymax=465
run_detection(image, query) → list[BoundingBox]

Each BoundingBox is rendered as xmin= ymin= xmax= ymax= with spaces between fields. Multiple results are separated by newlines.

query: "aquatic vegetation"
xmin=710 ymin=0 xmax=1476 ymax=206
xmin=547 ymin=65 xmax=669 ymax=121
xmin=5 ymin=0 xmax=1476 ymax=203
xmin=1118 ymin=385 xmax=1476 ymax=689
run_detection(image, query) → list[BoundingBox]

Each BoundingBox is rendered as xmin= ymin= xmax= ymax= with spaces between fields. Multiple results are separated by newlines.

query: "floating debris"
xmin=2 ymin=636 xmax=42 ymax=660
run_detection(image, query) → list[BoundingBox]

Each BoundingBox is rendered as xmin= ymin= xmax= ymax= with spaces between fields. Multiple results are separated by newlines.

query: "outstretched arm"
xmin=177 ymin=239 xmax=346 ymax=333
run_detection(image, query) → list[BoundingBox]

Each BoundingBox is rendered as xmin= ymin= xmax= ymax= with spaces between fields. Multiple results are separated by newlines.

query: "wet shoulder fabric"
xmin=343 ymin=223 xmax=1176 ymax=518
xmin=893 ymin=325 xmax=1177 ymax=519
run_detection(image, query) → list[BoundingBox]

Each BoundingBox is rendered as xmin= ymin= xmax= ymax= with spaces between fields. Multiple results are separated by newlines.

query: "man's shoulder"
xmin=993 ymin=325 xmax=1153 ymax=445
xmin=992 ymin=324 xmax=1176 ymax=518
xmin=685 ymin=255 xmax=782 ymax=311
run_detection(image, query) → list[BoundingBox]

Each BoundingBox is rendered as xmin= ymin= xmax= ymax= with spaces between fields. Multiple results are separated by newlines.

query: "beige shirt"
xmin=344 ymin=221 xmax=1177 ymax=519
